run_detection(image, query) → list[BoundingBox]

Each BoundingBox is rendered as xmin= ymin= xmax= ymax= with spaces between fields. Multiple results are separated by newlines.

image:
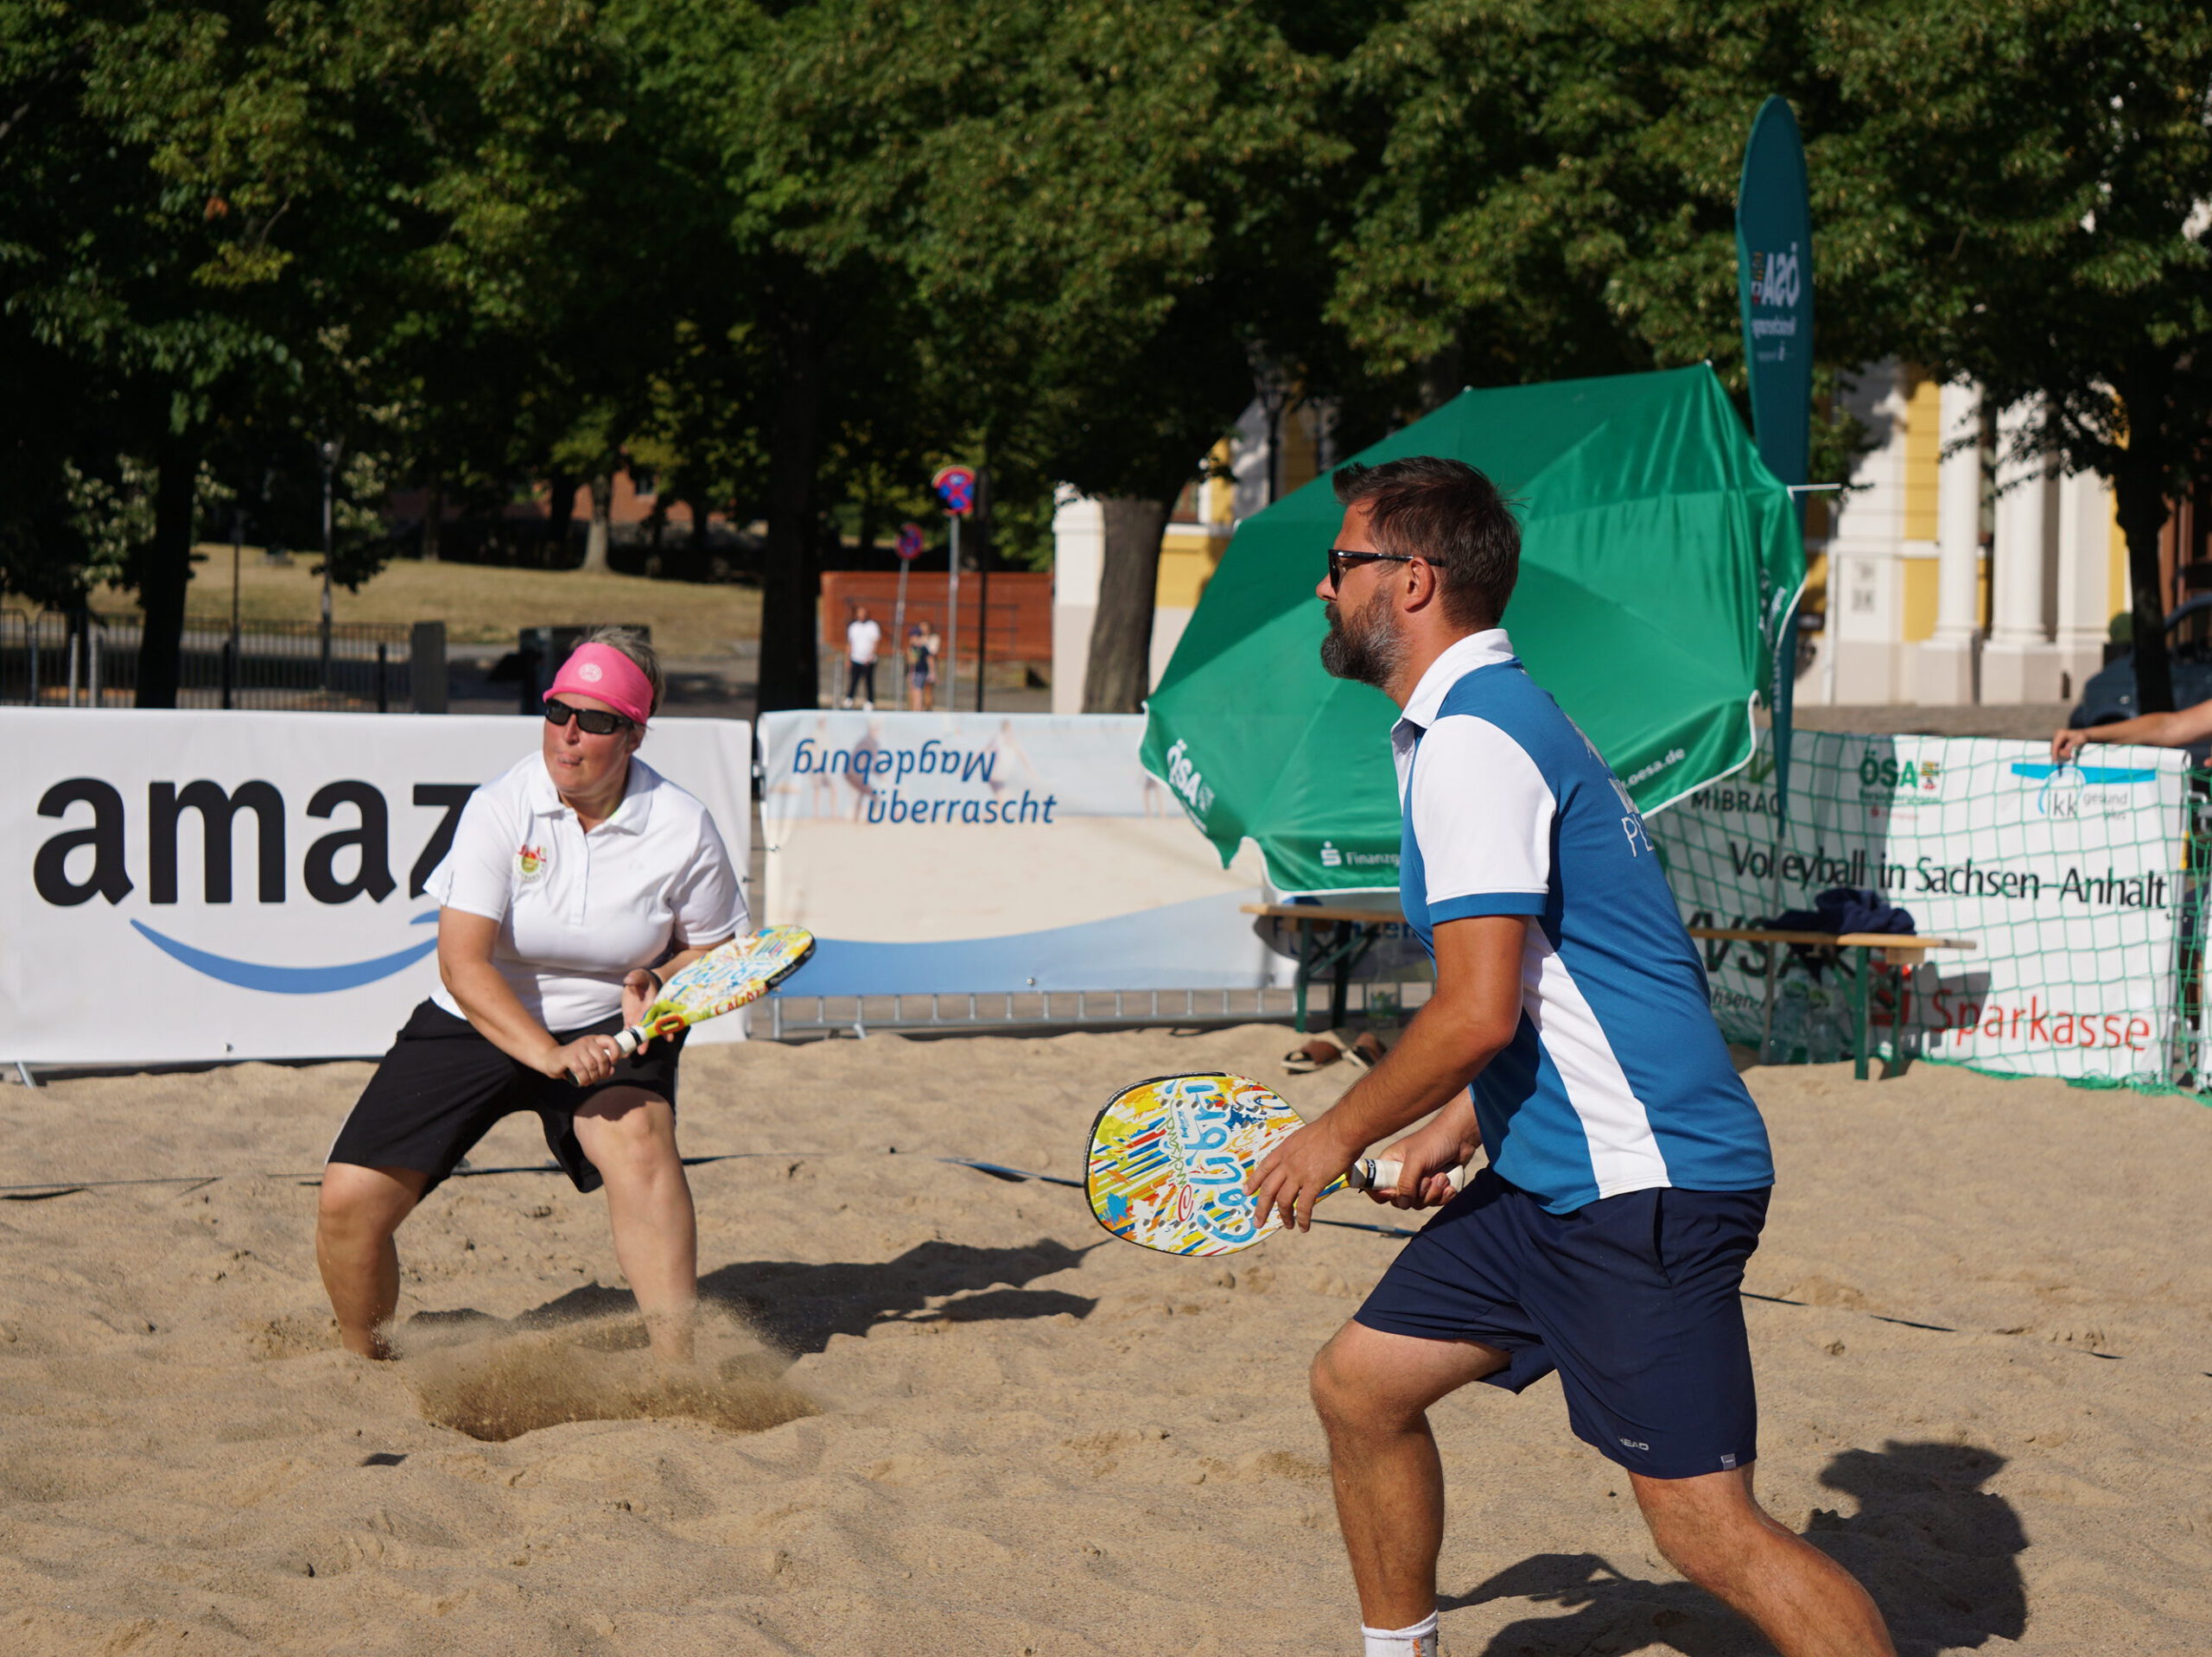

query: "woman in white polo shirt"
xmin=315 ymin=628 xmax=744 ymax=1362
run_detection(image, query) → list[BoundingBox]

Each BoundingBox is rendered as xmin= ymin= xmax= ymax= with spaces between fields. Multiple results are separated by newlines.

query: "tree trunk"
xmin=1083 ymin=495 xmax=1168 ymax=713
xmin=137 ymin=435 xmax=199 ymax=709
xmin=544 ymin=467 xmax=577 ymax=563
xmin=855 ymin=487 xmax=878 ymax=568
xmin=421 ymin=475 xmax=443 ymax=563
xmin=687 ymin=492 xmax=711 ymax=551
xmin=2114 ymin=455 xmax=2175 ymax=714
xmin=580 ymin=471 xmax=614 ymax=572
xmin=757 ymin=321 xmax=828 ymax=712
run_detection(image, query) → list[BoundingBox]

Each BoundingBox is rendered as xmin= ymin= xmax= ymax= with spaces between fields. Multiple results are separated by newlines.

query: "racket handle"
xmin=564 ymin=1022 xmax=656 ymax=1084
xmin=1354 ymin=1158 xmax=1470 ymax=1197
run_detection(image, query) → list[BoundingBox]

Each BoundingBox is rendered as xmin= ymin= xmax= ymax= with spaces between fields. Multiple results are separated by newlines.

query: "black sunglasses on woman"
xmin=543 ymin=698 xmax=635 ymax=737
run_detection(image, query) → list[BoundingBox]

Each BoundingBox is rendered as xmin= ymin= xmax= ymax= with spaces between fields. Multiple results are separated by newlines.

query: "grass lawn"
xmin=88 ymin=550 xmax=763 ymax=657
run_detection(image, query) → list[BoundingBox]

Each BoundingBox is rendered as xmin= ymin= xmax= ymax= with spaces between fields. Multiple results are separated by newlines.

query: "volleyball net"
xmin=1650 ymin=730 xmax=2206 ymax=1095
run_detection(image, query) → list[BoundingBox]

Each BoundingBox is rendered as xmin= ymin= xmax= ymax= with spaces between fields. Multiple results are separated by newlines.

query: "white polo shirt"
xmin=847 ymin=619 xmax=882 ymax=664
xmin=425 ymin=754 xmax=747 ymax=1032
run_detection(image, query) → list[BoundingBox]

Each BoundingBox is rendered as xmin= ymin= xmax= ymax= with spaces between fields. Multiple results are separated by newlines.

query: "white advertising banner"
xmin=1651 ymin=730 xmax=2189 ymax=1082
xmin=2 ymin=710 xmax=753 ymax=1064
xmin=760 ymin=711 xmax=1269 ymax=995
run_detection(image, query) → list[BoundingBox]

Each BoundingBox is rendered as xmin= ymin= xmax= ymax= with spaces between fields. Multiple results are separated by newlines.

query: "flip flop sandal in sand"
xmin=1282 ymin=1028 xmax=1352 ymax=1073
xmin=1338 ymin=1032 xmax=1385 ymax=1073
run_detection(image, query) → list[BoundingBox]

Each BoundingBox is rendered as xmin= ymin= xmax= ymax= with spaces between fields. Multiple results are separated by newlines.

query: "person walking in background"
xmin=907 ymin=620 xmax=938 ymax=710
xmin=842 ymin=605 xmax=882 ymax=709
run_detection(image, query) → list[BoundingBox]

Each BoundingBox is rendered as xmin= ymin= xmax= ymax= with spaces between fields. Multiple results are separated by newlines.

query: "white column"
xmin=1819 ymin=361 xmax=1912 ymax=702
xmin=1913 ymin=380 xmax=1984 ymax=704
xmin=2054 ymin=470 xmax=2115 ymax=702
xmin=1980 ymin=399 xmax=2063 ymax=702
xmin=1050 ymin=487 xmax=1103 ymax=714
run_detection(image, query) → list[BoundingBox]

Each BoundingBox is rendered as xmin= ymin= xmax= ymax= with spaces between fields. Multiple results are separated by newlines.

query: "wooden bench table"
xmin=1246 ymin=905 xmax=1977 ymax=1080
xmin=1242 ymin=902 xmax=1408 ymax=1035
xmin=1686 ymin=927 xmax=1978 ymax=1080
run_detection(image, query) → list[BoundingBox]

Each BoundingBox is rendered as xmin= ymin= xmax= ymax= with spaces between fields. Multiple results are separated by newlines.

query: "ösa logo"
xmin=1753 ymin=245 xmax=1802 ymax=308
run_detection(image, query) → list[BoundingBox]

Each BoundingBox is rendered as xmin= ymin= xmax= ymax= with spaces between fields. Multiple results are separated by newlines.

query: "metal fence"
xmin=0 ymin=611 xmax=437 ymax=712
xmin=760 ymin=976 xmax=1434 ymax=1039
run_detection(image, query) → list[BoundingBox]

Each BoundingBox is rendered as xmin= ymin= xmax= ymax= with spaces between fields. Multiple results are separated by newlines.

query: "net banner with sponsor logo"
xmin=759 ymin=711 xmax=1270 ymax=997
xmin=1 ymin=710 xmax=753 ymax=1064
xmin=1652 ymin=730 xmax=2190 ymax=1084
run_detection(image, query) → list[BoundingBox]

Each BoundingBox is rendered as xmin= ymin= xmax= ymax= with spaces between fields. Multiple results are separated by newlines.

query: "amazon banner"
xmin=759 ymin=711 xmax=1270 ymax=996
xmin=2 ymin=710 xmax=753 ymax=1065
xmin=1651 ymin=729 xmax=2190 ymax=1084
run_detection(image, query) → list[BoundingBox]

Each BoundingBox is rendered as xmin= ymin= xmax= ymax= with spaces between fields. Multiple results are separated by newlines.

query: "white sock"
xmin=1362 ymin=1612 xmax=1440 ymax=1657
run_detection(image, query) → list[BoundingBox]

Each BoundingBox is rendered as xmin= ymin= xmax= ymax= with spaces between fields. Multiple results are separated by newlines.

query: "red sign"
xmin=895 ymin=523 xmax=925 ymax=561
xmin=931 ymin=465 xmax=977 ymax=517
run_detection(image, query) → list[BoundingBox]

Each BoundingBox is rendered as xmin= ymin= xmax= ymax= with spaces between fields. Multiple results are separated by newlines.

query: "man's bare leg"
xmin=316 ymin=1163 xmax=429 ymax=1358
xmin=1309 ymin=1320 xmax=1511 ymax=1628
xmin=1634 ymin=1465 xmax=1895 ymax=1657
xmin=575 ymin=1089 xmax=697 ymax=1362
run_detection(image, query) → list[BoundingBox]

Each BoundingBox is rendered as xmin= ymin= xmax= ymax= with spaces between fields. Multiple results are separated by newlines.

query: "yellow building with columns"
xmin=1053 ymin=365 xmax=2152 ymax=713
xmin=1811 ymin=360 xmax=2129 ymax=708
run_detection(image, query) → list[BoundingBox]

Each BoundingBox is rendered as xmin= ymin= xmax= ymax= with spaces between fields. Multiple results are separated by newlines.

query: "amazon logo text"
xmin=35 ymin=778 xmax=476 ymax=908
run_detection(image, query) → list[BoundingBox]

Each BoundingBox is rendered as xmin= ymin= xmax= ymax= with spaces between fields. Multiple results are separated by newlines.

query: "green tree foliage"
xmin=754 ymin=0 xmax=1338 ymax=710
xmin=1824 ymin=0 xmax=2212 ymax=711
xmin=9 ymin=0 xmax=2207 ymax=721
xmin=1 ymin=1 xmax=304 ymax=700
xmin=1325 ymin=0 xmax=1891 ymax=473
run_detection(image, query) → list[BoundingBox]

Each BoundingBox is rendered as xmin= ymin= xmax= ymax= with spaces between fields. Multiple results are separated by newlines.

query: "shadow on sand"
xmin=414 ymin=1237 xmax=1100 ymax=1356
xmin=1449 ymin=1441 xmax=2026 ymax=1657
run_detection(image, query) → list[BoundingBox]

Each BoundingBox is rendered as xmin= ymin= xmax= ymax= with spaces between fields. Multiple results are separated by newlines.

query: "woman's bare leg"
xmin=316 ymin=1163 xmax=429 ymax=1357
xmin=574 ymin=1089 xmax=697 ymax=1360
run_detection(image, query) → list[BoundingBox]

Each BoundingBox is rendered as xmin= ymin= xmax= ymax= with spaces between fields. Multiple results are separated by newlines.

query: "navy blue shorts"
xmin=1355 ymin=1169 xmax=1770 ymax=1481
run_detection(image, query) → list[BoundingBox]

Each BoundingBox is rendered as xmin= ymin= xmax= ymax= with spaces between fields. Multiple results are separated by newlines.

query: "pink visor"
xmin=546 ymin=642 xmax=653 ymax=727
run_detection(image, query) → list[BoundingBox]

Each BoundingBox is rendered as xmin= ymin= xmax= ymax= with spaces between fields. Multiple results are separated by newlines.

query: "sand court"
xmin=3 ymin=1024 xmax=2209 ymax=1654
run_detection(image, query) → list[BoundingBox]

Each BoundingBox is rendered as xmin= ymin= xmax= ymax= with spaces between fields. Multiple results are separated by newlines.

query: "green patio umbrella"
xmin=1140 ymin=365 xmax=1802 ymax=893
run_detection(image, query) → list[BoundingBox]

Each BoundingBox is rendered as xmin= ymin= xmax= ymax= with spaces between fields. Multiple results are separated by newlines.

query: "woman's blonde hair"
xmin=580 ymin=625 xmax=664 ymax=719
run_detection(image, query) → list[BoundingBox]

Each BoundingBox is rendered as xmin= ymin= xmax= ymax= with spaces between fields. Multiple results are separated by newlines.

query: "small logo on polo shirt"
xmin=517 ymin=843 xmax=549 ymax=880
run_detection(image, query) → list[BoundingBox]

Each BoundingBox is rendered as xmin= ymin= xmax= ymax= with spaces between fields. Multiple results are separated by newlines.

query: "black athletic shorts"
xmin=326 ymin=1000 xmax=688 ymax=1197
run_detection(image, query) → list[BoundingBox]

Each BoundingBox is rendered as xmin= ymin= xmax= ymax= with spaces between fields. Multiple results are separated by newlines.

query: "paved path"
xmin=1792 ymin=703 xmax=2072 ymax=743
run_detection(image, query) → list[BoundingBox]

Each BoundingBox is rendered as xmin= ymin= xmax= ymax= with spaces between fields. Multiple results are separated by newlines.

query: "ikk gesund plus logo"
xmin=32 ymin=776 xmax=477 ymax=992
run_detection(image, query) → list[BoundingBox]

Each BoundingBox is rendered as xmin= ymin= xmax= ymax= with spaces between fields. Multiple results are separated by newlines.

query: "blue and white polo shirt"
xmin=1395 ymin=630 xmax=1773 ymax=1214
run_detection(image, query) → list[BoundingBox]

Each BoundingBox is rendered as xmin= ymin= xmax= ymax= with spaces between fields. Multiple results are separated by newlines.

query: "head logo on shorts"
xmin=517 ymin=843 xmax=549 ymax=880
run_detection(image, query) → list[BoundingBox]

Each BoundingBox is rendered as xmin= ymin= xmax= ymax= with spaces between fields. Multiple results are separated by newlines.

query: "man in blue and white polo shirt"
xmin=1249 ymin=458 xmax=1893 ymax=1657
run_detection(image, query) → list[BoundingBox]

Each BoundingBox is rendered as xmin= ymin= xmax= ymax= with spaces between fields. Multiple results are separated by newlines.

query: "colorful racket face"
xmin=636 ymin=925 xmax=815 ymax=1040
xmin=1085 ymin=1073 xmax=1346 ymax=1256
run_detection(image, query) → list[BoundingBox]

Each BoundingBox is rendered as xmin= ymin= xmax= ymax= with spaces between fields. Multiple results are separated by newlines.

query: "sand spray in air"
xmin=397 ymin=1305 xmax=818 ymax=1443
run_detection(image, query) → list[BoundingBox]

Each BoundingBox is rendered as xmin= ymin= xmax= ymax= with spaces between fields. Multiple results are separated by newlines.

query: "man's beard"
xmin=1319 ymin=585 xmax=1408 ymax=689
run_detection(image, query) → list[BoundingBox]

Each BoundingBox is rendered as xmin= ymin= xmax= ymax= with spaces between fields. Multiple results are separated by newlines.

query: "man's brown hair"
xmin=1333 ymin=456 xmax=1520 ymax=629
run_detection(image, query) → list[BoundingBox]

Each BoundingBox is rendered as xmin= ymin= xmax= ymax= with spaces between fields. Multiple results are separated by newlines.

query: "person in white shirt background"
xmin=843 ymin=605 xmax=883 ymax=708
xmin=315 ymin=627 xmax=744 ymax=1362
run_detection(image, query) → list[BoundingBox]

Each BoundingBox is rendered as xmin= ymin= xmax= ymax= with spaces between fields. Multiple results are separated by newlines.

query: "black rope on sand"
xmin=10 ymin=1158 xmax=2187 ymax=1374
xmin=938 ymin=1155 xmax=1427 ymax=1240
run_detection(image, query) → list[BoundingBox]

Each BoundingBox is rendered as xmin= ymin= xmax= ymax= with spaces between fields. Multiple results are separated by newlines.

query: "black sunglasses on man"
xmin=1325 ymin=547 xmax=1418 ymax=590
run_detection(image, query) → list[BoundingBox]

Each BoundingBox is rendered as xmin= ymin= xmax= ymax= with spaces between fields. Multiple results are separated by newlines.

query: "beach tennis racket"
xmin=590 ymin=926 xmax=814 ymax=1073
xmin=1084 ymin=1072 xmax=1466 ymax=1257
